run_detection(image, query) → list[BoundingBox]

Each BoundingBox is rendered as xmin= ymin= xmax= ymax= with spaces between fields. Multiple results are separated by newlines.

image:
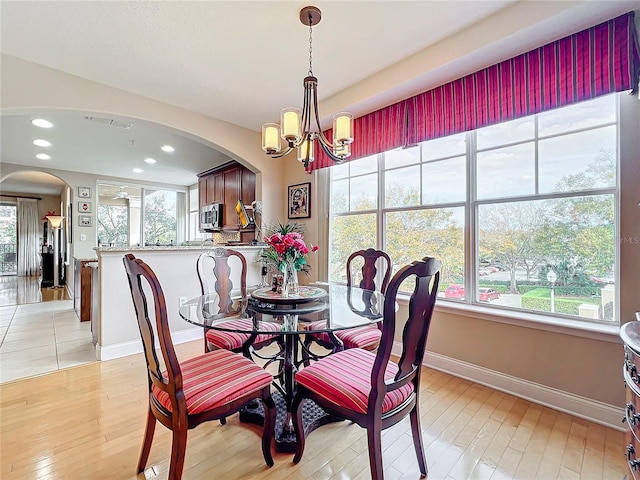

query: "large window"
xmin=97 ymin=184 xmax=185 ymax=247
xmin=329 ymin=94 xmax=621 ymax=324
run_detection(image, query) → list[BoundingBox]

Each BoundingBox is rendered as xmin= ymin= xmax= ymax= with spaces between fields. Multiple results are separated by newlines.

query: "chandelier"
xmin=261 ymin=6 xmax=353 ymax=168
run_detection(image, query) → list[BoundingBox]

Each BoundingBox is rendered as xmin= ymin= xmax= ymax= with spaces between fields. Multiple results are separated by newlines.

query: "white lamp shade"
xmin=262 ymin=123 xmax=281 ymax=153
xmin=297 ymin=138 xmax=314 ymax=164
xmin=46 ymin=215 xmax=64 ymax=229
xmin=333 ymin=112 xmax=353 ymax=144
xmin=281 ymin=108 xmax=301 ymax=142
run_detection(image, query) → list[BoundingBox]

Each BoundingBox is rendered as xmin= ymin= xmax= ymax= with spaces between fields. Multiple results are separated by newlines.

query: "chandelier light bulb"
xmin=297 ymin=137 xmax=315 ymax=164
xmin=281 ymin=108 xmax=302 ymax=143
xmin=333 ymin=113 xmax=353 ymax=144
xmin=262 ymin=124 xmax=281 ymax=154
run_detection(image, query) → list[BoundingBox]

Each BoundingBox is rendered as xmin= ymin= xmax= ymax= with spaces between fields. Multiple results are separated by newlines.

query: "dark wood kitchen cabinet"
xmin=198 ymin=161 xmax=256 ymax=236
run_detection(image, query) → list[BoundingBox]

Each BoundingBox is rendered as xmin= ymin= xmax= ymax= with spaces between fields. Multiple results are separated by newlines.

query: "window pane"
xmin=350 ymin=154 xmax=378 ymax=176
xmin=350 ymin=173 xmax=378 ymax=211
xmin=144 ymin=190 xmax=177 ymax=246
xmin=385 ymin=146 xmax=419 ymax=169
xmin=478 ymin=195 xmax=614 ymax=320
xmin=422 ymin=156 xmax=466 ymax=204
xmin=477 ymin=143 xmax=535 ymax=200
xmin=329 ymin=213 xmax=377 ymax=283
xmin=97 ymin=204 xmax=129 ymax=246
xmin=189 ymin=185 xmax=198 ymax=211
xmin=331 ymin=179 xmax=349 ymax=214
xmin=385 ymin=166 xmax=420 ymax=207
xmin=422 ymin=133 xmax=466 ymax=161
xmin=538 ymin=94 xmax=616 ymax=136
xmin=539 ymin=126 xmax=616 ymax=194
xmin=385 ymin=207 xmax=465 ymax=290
xmin=332 ymin=162 xmax=349 ymax=180
xmin=477 ymin=117 xmax=534 ymax=150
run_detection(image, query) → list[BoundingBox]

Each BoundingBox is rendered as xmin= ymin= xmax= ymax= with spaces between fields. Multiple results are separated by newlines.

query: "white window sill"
xmin=395 ymin=295 xmax=622 ymax=344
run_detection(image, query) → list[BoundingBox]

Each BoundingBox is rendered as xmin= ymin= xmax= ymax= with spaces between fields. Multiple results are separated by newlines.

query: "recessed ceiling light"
xmin=33 ymin=139 xmax=51 ymax=147
xmin=132 ymin=168 xmax=143 ymax=173
xmin=161 ymin=145 xmax=175 ymax=153
xmin=36 ymin=153 xmax=51 ymax=160
xmin=144 ymin=157 xmax=157 ymax=164
xmin=32 ymin=118 xmax=53 ymax=128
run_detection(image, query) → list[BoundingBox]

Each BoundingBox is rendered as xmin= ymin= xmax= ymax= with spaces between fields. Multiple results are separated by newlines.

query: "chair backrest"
xmin=370 ymin=256 xmax=441 ymax=412
xmin=123 ymin=254 xmax=183 ymax=405
xmin=346 ymin=248 xmax=392 ymax=294
xmin=196 ymin=248 xmax=247 ymax=314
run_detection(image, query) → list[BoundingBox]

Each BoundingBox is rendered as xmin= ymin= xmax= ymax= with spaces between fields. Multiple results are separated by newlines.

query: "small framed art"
xmin=78 ymin=215 xmax=92 ymax=227
xmin=78 ymin=186 xmax=92 ymax=199
xmin=288 ymin=182 xmax=311 ymax=219
xmin=78 ymin=201 xmax=91 ymax=213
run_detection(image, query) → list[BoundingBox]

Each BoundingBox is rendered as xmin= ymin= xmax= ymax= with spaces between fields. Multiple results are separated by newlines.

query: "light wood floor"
xmin=0 ymin=340 xmax=628 ymax=480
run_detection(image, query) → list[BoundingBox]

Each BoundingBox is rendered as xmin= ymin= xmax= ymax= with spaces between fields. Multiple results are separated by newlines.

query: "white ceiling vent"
xmin=84 ymin=116 xmax=133 ymax=129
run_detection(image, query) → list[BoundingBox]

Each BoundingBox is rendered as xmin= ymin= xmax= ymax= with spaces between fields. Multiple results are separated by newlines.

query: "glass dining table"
xmin=179 ymin=283 xmax=385 ymax=452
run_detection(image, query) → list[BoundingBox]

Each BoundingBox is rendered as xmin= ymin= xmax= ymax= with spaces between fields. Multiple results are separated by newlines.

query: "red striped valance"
xmin=309 ymin=11 xmax=639 ymax=172
xmin=309 ymin=100 xmax=407 ymax=171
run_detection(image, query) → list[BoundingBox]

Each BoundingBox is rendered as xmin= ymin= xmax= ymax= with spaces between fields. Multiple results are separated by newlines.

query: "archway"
xmin=0 ymin=170 xmax=70 ymax=305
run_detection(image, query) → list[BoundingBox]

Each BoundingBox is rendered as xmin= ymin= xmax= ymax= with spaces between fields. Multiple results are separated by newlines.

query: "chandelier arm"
xmin=310 ymin=83 xmax=334 ymax=149
xmin=299 ymin=81 xmax=312 ymax=143
xmin=316 ymin=136 xmax=346 ymax=164
xmin=269 ymin=146 xmax=295 ymax=159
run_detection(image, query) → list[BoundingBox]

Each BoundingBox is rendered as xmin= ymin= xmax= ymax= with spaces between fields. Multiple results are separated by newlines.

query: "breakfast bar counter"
xmin=94 ymin=245 xmax=265 ymax=361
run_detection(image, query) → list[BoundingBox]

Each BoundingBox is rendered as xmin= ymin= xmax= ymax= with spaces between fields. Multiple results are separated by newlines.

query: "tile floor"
xmin=0 ymin=299 xmax=96 ymax=383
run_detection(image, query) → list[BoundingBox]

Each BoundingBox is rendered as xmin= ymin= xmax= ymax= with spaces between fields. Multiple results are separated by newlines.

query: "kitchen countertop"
xmin=95 ymin=244 xmax=265 ymax=253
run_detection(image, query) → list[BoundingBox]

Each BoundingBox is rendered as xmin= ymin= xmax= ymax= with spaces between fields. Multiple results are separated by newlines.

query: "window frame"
xmin=329 ymin=93 xmax=625 ymax=332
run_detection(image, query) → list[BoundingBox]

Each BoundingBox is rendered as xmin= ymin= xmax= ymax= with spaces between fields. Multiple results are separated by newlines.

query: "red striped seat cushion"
xmin=152 ymin=349 xmax=273 ymax=415
xmin=306 ymin=321 xmax=381 ymax=350
xmin=295 ymin=348 xmax=414 ymax=414
xmin=206 ymin=318 xmax=281 ymax=351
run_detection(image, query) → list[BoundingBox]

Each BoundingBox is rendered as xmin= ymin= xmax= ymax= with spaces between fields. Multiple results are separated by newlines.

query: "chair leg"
xmin=367 ymin=425 xmax=384 ymax=480
xmin=410 ymin=404 xmax=428 ymax=476
xmin=137 ymin=407 xmax=157 ymax=473
xmin=261 ymin=394 xmax=276 ymax=467
xmin=291 ymin=393 xmax=306 ymax=464
xmin=168 ymin=424 xmax=188 ymax=480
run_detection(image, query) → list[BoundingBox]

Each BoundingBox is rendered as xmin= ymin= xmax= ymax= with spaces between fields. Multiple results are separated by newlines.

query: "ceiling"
xmin=1 ymin=1 xmax=637 ymax=194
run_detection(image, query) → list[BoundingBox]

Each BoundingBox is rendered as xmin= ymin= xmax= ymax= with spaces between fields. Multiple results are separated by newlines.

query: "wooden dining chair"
xmin=304 ymin=248 xmax=391 ymax=354
xmin=196 ymin=248 xmax=282 ymax=358
xmin=123 ymin=253 xmax=276 ymax=480
xmin=292 ymin=256 xmax=441 ymax=480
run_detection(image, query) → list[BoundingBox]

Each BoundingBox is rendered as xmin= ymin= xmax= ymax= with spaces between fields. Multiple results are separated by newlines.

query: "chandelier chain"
xmin=308 ymin=21 xmax=313 ymax=76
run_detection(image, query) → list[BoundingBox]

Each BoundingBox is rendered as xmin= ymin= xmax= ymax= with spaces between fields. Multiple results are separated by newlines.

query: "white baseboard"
xmin=96 ymin=328 xmax=202 ymax=361
xmin=392 ymin=342 xmax=625 ymax=431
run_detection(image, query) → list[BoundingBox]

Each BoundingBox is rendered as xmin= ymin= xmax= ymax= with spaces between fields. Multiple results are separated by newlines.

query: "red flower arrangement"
xmin=260 ymin=222 xmax=319 ymax=274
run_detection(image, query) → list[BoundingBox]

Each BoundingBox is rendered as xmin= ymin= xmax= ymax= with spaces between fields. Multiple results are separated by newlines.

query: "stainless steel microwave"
xmin=200 ymin=203 xmax=222 ymax=230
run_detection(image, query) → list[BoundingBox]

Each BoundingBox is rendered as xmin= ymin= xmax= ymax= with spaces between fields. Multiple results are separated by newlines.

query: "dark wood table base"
xmin=239 ymin=392 xmax=344 ymax=453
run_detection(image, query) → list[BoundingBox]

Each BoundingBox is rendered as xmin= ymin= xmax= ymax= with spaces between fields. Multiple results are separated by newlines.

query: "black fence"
xmin=0 ymin=244 xmax=17 ymax=274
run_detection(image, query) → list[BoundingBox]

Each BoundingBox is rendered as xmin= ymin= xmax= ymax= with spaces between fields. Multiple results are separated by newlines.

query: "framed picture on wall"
xmin=78 ymin=215 xmax=92 ymax=227
xmin=288 ymin=182 xmax=311 ymax=219
xmin=78 ymin=186 xmax=91 ymax=199
xmin=78 ymin=201 xmax=91 ymax=213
